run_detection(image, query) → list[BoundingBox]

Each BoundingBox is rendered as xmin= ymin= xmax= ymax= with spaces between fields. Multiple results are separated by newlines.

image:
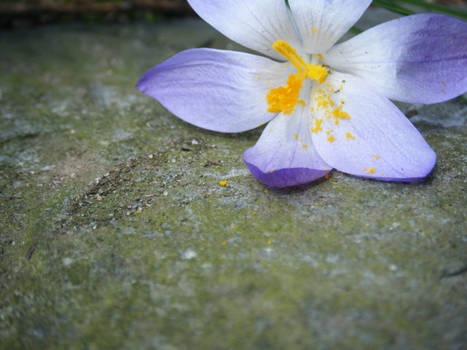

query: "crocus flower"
xmin=137 ymin=0 xmax=467 ymax=188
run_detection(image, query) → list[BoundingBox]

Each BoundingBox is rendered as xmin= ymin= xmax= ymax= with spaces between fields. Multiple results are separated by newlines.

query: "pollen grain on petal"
xmin=327 ymin=135 xmax=335 ymax=143
xmin=218 ymin=180 xmax=228 ymax=187
xmin=311 ymin=119 xmax=323 ymax=133
xmin=346 ymin=132 xmax=356 ymax=140
xmin=372 ymin=154 xmax=381 ymax=160
xmin=367 ymin=168 xmax=376 ymax=174
xmin=332 ymin=106 xmax=351 ymax=125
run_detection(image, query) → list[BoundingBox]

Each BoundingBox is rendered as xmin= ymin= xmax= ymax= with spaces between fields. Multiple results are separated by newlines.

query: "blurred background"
xmin=0 ymin=0 xmax=465 ymax=29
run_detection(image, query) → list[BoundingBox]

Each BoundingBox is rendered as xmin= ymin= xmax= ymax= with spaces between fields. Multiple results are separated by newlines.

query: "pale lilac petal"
xmin=187 ymin=0 xmax=301 ymax=60
xmin=311 ymin=73 xmax=436 ymax=181
xmin=325 ymin=14 xmax=467 ymax=104
xmin=288 ymin=0 xmax=371 ymax=54
xmin=243 ymin=106 xmax=331 ymax=188
xmin=137 ymin=48 xmax=291 ymax=133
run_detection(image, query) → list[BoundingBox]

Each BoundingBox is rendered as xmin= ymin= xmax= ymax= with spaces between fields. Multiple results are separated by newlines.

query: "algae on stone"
xmin=1 ymin=13 xmax=466 ymax=350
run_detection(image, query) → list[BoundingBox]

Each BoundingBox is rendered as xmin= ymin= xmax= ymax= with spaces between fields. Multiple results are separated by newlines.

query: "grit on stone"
xmin=1 ymin=11 xmax=466 ymax=350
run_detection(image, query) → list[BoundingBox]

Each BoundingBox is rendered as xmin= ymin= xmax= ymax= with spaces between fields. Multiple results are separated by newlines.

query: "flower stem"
xmin=394 ymin=0 xmax=467 ymax=19
xmin=372 ymin=0 xmax=467 ymax=20
xmin=372 ymin=0 xmax=415 ymax=16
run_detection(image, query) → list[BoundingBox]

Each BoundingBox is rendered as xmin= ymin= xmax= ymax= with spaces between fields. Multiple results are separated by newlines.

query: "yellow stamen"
xmin=272 ymin=40 xmax=308 ymax=72
xmin=266 ymin=40 xmax=328 ymax=115
xmin=267 ymin=71 xmax=306 ymax=115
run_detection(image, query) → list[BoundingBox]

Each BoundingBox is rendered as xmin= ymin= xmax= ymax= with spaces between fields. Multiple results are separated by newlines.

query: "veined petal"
xmin=187 ymin=0 xmax=301 ymax=60
xmin=288 ymin=0 xmax=371 ymax=54
xmin=243 ymin=106 xmax=331 ymax=188
xmin=311 ymin=73 xmax=436 ymax=181
xmin=325 ymin=14 xmax=467 ymax=104
xmin=137 ymin=48 xmax=291 ymax=133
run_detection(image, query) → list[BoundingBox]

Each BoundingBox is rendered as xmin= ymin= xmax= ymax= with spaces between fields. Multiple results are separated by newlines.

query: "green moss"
xmin=1 ymin=19 xmax=466 ymax=350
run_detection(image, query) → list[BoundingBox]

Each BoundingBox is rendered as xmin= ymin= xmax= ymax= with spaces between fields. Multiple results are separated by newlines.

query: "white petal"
xmin=288 ymin=0 xmax=371 ymax=54
xmin=187 ymin=0 xmax=301 ymax=60
xmin=311 ymin=72 xmax=436 ymax=181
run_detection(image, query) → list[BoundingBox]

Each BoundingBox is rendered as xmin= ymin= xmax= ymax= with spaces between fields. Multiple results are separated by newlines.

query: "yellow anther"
xmin=267 ymin=71 xmax=306 ymax=115
xmin=272 ymin=40 xmax=308 ymax=72
xmin=306 ymin=64 xmax=328 ymax=84
xmin=266 ymin=40 xmax=329 ymax=115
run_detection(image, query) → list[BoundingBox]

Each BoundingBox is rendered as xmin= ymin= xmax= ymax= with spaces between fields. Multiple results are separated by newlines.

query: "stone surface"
xmin=1 ymin=10 xmax=466 ymax=350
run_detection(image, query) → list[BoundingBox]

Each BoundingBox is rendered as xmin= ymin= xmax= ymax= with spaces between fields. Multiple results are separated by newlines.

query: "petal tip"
xmin=243 ymin=156 xmax=330 ymax=189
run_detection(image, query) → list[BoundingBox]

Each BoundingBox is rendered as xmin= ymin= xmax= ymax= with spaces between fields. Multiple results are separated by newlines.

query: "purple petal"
xmin=187 ymin=0 xmax=301 ymax=60
xmin=325 ymin=14 xmax=467 ymax=104
xmin=311 ymin=73 xmax=436 ymax=181
xmin=243 ymin=106 xmax=331 ymax=188
xmin=289 ymin=0 xmax=371 ymax=54
xmin=137 ymin=48 xmax=291 ymax=133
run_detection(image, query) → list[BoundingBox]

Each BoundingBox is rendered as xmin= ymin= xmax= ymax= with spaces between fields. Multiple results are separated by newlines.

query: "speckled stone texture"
xmin=1 ymin=10 xmax=466 ymax=350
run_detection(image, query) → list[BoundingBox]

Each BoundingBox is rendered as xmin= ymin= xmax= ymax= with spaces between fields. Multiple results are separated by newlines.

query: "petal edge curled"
xmin=137 ymin=49 xmax=290 ymax=133
xmin=243 ymin=107 xmax=331 ymax=188
xmin=325 ymin=14 xmax=467 ymax=104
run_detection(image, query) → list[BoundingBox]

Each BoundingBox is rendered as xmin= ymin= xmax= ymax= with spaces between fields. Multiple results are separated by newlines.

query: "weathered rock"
xmin=1 ymin=12 xmax=466 ymax=350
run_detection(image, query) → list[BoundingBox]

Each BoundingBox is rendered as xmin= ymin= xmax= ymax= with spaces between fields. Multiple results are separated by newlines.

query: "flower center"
xmin=266 ymin=40 xmax=328 ymax=115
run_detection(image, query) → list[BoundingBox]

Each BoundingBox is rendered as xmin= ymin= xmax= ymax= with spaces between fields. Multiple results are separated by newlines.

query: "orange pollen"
xmin=266 ymin=40 xmax=328 ymax=115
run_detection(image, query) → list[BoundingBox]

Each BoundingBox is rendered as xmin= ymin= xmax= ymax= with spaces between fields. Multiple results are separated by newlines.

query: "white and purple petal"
xmin=311 ymin=73 xmax=436 ymax=181
xmin=325 ymin=14 xmax=467 ymax=104
xmin=137 ymin=48 xmax=291 ymax=133
xmin=243 ymin=106 xmax=331 ymax=188
xmin=187 ymin=0 xmax=301 ymax=60
xmin=288 ymin=0 xmax=371 ymax=54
